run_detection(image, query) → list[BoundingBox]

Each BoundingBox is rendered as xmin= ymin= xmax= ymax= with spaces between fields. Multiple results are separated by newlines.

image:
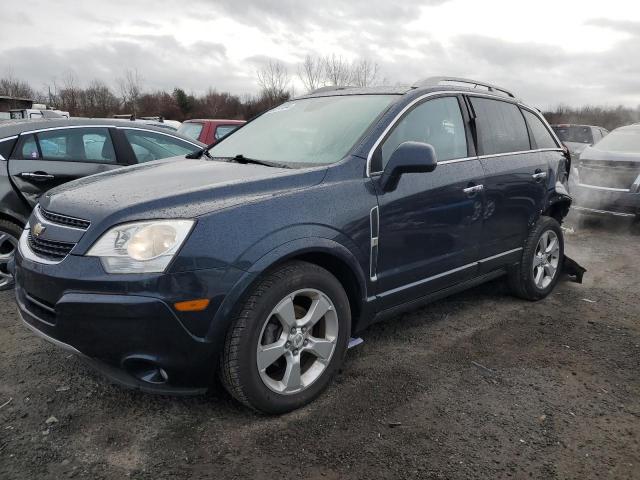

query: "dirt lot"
xmin=1 ymin=213 xmax=639 ymax=480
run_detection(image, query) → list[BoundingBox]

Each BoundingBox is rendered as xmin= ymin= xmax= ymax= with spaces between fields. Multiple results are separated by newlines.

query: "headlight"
xmin=86 ymin=220 xmax=194 ymax=273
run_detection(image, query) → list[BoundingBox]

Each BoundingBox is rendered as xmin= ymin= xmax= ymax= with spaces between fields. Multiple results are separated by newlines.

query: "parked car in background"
xmin=0 ymin=118 xmax=204 ymax=289
xmin=14 ymin=77 xmax=571 ymax=413
xmin=178 ymin=119 xmax=245 ymax=144
xmin=551 ymin=124 xmax=608 ymax=157
xmin=569 ymin=124 xmax=640 ymax=219
xmin=9 ymin=108 xmax=70 ymax=120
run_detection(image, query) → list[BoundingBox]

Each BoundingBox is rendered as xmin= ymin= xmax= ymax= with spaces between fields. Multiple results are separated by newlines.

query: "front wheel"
xmin=0 ymin=220 xmax=22 ymax=291
xmin=220 ymin=261 xmax=351 ymax=414
xmin=508 ymin=216 xmax=564 ymax=301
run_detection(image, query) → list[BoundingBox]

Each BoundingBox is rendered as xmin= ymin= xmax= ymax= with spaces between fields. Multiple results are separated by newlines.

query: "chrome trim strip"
xmin=18 ymin=228 xmax=66 ymax=265
xmin=0 ymin=135 xmax=19 ymax=142
xmin=20 ymin=125 xmax=115 ymax=135
xmin=366 ymin=89 xmax=563 ymax=176
xmin=377 ymin=247 xmax=523 ymax=298
xmin=575 ymin=183 xmax=631 ymax=192
xmin=20 ymin=312 xmax=81 ymax=355
xmin=478 ymin=247 xmax=523 ymax=263
xmin=369 ymin=206 xmax=380 ymax=281
xmin=572 ymin=206 xmax=636 ymax=217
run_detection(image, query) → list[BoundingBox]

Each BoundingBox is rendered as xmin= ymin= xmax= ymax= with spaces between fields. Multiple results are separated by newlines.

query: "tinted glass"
xmin=124 ymin=129 xmax=197 ymax=163
xmin=592 ymin=128 xmax=640 ymax=153
xmin=381 ymin=96 xmax=467 ymax=167
xmin=522 ymin=110 xmax=558 ymax=149
xmin=210 ymin=95 xmax=396 ymax=167
xmin=177 ymin=122 xmax=203 ymax=140
xmin=470 ymin=98 xmax=530 ymax=154
xmin=37 ymin=128 xmax=116 ymax=163
xmin=215 ymin=125 xmax=239 ymax=140
xmin=552 ymin=125 xmax=594 ymax=144
xmin=18 ymin=134 xmax=40 ymax=159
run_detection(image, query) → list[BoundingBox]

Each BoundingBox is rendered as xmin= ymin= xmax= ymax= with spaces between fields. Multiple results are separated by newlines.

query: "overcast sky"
xmin=3 ymin=0 xmax=640 ymax=108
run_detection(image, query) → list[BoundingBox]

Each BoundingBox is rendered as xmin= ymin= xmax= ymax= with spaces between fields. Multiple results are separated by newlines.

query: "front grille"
xmin=28 ymin=233 xmax=75 ymax=260
xmin=39 ymin=207 xmax=90 ymax=230
xmin=23 ymin=290 xmax=57 ymax=325
xmin=578 ymin=160 xmax=640 ymax=190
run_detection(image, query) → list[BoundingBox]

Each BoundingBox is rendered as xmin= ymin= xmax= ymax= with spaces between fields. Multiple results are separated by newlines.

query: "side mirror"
xmin=378 ymin=141 xmax=437 ymax=192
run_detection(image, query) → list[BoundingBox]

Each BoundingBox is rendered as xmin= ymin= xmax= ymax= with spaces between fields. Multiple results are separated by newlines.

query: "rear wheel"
xmin=509 ymin=216 xmax=564 ymax=301
xmin=221 ymin=261 xmax=351 ymax=414
xmin=0 ymin=220 xmax=22 ymax=291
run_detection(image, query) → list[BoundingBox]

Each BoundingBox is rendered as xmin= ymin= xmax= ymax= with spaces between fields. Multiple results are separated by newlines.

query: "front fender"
xmin=205 ymin=236 xmax=368 ymax=344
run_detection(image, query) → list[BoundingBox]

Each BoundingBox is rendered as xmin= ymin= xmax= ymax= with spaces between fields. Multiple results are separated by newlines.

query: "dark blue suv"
xmin=14 ymin=77 xmax=572 ymax=413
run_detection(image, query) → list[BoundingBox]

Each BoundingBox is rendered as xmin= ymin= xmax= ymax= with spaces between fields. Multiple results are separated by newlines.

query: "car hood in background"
xmin=40 ymin=157 xmax=327 ymax=225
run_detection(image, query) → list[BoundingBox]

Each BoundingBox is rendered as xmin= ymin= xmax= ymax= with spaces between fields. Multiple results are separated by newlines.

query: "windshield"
xmin=178 ymin=122 xmax=204 ymax=140
xmin=209 ymin=95 xmax=397 ymax=167
xmin=592 ymin=129 xmax=640 ymax=153
xmin=552 ymin=125 xmax=593 ymax=144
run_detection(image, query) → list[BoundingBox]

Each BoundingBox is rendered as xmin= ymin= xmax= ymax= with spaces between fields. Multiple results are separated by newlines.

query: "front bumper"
xmin=15 ymin=243 xmax=246 ymax=394
xmin=569 ymin=182 xmax=640 ymax=217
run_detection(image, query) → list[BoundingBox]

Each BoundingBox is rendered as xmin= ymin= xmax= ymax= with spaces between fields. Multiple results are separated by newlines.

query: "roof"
xmin=0 ymin=118 xmax=205 ymax=146
xmin=0 ymin=95 xmax=33 ymax=102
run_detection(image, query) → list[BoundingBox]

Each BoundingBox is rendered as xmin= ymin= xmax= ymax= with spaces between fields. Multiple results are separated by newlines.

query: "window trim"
xmin=370 ymin=93 xmax=472 ymax=174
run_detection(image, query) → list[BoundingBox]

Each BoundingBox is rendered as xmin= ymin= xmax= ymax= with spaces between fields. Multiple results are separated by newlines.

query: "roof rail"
xmin=413 ymin=76 xmax=516 ymax=99
xmin=310 ymin=85 xmax=357 ymax=94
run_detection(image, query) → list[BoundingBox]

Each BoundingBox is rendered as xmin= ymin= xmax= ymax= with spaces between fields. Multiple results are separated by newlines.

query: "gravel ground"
xmin=1 ymin=213 xmax=639 ymax=480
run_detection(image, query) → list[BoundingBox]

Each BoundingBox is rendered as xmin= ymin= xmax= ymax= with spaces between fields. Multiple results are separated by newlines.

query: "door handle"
xmin=19 ymin=172 xmax=55 ymax=181
xmin=463 ymin=184 xmax=484 ymax=195
xmin=532 ymin=171 xmax=548 ymax=181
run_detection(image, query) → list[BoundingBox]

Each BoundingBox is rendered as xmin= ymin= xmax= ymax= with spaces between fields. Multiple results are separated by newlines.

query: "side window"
xmin=36 ymin=128 xmax=116 ymax=163
xmin=215 ymin=125 xmax=239 ymax=141
xmin=521 ymin=110 xmax=558 ymax=149
xmin=15 ymin=134 xmax=40 ymax=159
xmin=470 ymin=97 xmax=530 ymax=155
xmin=381 ymin=96 xmax=467 ymax=167
xmin=123 ymin=129 xmax=197 ymax=163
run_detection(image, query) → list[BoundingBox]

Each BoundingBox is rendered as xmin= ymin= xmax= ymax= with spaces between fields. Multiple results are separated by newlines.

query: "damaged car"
xmin=570 ymin=124 xmax=640 ymax=219
xmin=14 ymin=77 xmax=572 ymax=413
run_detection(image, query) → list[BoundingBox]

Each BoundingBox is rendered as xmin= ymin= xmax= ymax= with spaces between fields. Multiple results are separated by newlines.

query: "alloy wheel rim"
xmin=532 ymin=230 xmax=560 ymax=289
xmin=0 ymin=231 xmax=18 ymax=289
xmin=256 ymin=288 xmax=339 ymax=395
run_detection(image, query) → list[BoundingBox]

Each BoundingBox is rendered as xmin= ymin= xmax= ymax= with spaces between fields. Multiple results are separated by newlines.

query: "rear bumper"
xmin=569 ymin=182 xmax=640 ymax=217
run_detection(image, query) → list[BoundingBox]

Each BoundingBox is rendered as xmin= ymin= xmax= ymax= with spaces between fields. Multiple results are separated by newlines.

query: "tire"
xmin=220 ymin=261 xmax=351 ymax=414
xmin=508 ymin=216 xmax=564 ymax=301
xmin=0 ymin=219 xmax=22 ymax=291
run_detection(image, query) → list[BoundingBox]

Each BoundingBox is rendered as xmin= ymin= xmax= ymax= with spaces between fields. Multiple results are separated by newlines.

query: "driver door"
xmin=371 ymin=95 xmax=485 ymax=309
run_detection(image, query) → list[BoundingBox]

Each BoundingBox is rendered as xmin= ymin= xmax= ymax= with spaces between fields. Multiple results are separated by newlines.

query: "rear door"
xmin=8 ymin=127 xmax=123 ymax=207
xmin=468 ymin=96 xmax=547 ymax=268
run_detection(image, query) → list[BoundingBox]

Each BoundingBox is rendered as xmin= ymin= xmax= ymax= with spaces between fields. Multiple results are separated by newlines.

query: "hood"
xmin=579 ymin=145 xmax=640 ymax=163
xmin=40 ymin=157 xmax=327 ymax=225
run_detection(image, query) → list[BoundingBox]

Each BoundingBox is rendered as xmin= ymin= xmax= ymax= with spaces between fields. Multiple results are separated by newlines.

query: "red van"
xmin=177 ymin=119 xmax=245 ymax=145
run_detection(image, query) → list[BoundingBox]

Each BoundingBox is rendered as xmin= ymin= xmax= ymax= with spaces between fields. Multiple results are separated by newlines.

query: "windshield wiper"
xmin=186 ymin=144 xmax=214 ymax=159
xmin=223 ymin=154 xmax=292 ymax=169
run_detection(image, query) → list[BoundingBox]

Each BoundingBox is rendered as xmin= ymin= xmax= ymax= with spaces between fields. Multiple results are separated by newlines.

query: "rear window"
xmin=552 ymin=125 xmax=594 ymax=144
xmin=215 ymin=125 xmax=239 ymax=141
xmin=470 ymin=97 xmax=530 ymax=155
xmin=522 ymin=110 xmax=558 ymax=149
xmin=177 ymin=122 xmax=204 ymax=141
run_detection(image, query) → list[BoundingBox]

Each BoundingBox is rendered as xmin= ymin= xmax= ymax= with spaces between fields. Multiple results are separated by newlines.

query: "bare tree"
xmin=323 ymin=54 xmax=353 ymax=86
xmin=58 ymin=71 xmax=81 ymax=114
xmin=257 ymin=60 xmax=291 ymax=103
xmin=117 ymin=68 xmax=143 ymax=116
xmin=0 ymin=71 xmax=35 ymax=98
xmin=351 ymin=58 xmax=380 ymax=87
xmin=297 ymin=54 xmax=324 ymax=93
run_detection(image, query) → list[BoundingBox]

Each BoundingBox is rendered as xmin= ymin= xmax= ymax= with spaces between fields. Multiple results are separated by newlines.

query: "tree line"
xmin=2 ymin=61 xmax=640 ymax=129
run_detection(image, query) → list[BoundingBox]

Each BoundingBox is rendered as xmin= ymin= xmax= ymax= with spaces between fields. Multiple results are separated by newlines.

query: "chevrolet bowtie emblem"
xmin=33 ymin=223 xmax=46 ymax=237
